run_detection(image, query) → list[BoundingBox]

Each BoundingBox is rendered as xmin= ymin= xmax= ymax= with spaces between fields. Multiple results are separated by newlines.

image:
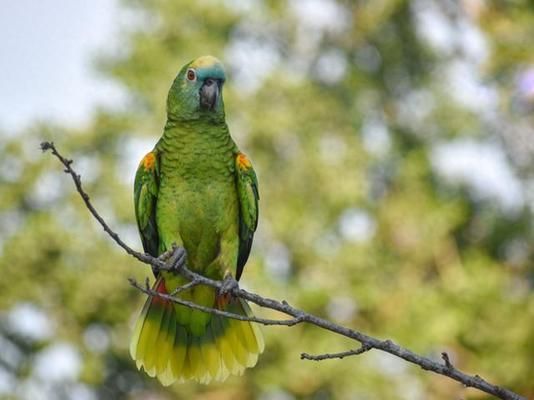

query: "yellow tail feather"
xmin=130 ymin=278 xmax=263 ymax=385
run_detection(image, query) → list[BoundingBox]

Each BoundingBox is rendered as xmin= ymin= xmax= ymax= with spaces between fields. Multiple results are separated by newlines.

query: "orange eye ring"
xmin=186 ymin=69 xmax=196 ymax=81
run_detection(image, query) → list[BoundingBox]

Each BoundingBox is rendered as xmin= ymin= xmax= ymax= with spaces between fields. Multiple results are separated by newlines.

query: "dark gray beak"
xmin=200 ymin=78 xmax=222 ymax=111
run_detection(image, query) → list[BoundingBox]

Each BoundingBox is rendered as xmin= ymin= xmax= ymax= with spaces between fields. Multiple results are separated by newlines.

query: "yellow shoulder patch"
xmin=236 ymin=153 xmax=252 ymax=170
xmin=141 ymin=152 xmax=156 ymax=171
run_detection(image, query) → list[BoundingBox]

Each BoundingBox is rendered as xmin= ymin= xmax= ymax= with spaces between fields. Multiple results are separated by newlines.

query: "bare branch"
xmin=42 ymin=142 xmax=526 ymax=400
xmin=301 ymin=344 xmax=372 ymax=361
xmin=40 ymin=141 xmax=171 ymax=272
xmin=442 ymin=352 xmax=454 ymax=369
xmin=169 ymin=280 xmax=200 ymax=296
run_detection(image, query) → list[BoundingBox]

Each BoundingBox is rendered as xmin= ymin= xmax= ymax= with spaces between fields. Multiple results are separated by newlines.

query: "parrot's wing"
xmin=235 ymin=153 xmax=259 ymax=280
xmin=134 ymin=150 xmax=160 ymax=257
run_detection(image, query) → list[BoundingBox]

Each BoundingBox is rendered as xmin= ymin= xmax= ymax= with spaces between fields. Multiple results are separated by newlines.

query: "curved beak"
xmin=200 ymin=78 xmax=222 ymax=111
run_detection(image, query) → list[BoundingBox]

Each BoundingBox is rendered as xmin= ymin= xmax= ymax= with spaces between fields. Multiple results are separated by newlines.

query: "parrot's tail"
xmin=129 ymin=277 xmax=264 ymax=385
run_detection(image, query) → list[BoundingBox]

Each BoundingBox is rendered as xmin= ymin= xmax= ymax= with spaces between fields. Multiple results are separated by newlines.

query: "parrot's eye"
xmin=186 ymin=69 xmax=196 ymax=81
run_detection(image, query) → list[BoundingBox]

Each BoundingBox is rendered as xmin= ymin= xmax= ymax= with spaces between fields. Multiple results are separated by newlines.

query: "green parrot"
xmin=129 ymin=55 xmax=263 ymax=385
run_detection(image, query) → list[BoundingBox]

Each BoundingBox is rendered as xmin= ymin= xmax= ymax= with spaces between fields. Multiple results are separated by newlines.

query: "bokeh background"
xmin=1 ymin=0 xmax=533 ymax=399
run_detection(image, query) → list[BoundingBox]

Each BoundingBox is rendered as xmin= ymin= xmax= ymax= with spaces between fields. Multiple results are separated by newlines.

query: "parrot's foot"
xmin=164 ymin=245 xmax=187 ymax=274
xmin=216 ymin=273 xmax=239 ymax=308
xmin=157 ymin=247 xmax=175 ymax=262
xmin=219 ymin=274 xmax=239 ymax=296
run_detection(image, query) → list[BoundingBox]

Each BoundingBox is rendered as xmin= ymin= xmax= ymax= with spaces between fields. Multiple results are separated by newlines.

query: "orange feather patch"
xmin=237 ymin=153 xmax=251 ymax=170
xmin=142 ymin=152 xmax=156 ymax=171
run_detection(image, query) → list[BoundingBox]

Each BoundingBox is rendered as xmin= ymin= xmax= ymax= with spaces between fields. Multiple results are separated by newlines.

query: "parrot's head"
xmin=167 ymin=55 xmax=226 ymax=122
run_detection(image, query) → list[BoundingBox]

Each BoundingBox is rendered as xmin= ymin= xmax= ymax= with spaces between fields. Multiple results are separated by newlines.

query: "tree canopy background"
xmin=0 ymin=0 xmax=532 ymax=399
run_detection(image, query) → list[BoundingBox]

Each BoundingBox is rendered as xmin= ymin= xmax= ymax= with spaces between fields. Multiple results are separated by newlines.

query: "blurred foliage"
xmin=0 ymin=0 xmax=533 ymax=399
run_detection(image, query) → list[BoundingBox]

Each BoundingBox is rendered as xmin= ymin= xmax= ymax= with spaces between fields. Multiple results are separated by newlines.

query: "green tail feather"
xmin=130 ymin=278 xmax=264 ymax=385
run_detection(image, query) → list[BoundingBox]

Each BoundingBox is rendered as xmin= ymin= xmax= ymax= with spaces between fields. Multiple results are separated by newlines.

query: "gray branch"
xmin=42 ymin=141 xmax=526 ymax=400
xmin=301 ymin=345 xmax=372 ymax=361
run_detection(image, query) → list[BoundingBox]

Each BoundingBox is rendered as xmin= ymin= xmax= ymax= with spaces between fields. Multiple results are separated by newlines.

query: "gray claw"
xmin=153 ymin=247 xmax=177 ymax=275
xmin=220 ymin=275 xmax=239 ymax=295
xmin=167 ymin=246 xmax=187 ymax=273
xmin=157 ymin=247 xmax=174 ymax=262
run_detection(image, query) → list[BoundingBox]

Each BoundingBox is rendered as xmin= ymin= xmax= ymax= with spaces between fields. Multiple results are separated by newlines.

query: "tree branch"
xmin=39 ymin=141 xmax=172 ymax=272
xmin=42 ymin=142 xmax=526 ymax=400
xmin=301 ymin=344 xmax=372 ymax=361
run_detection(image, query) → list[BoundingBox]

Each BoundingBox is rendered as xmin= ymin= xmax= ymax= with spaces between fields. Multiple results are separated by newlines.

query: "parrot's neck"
xmin=159 ymin=119 xmax=231 ymax=146
xmin=157 ymin=119 xmax=236 ymax=180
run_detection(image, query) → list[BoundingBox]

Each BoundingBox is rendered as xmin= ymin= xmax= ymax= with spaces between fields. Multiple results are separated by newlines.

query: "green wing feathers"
xmin=235 ymin=153 xmax=259 ymax=280
xmin=130 ymin=279 xmax=264 ymax=385
xmin=134 ymin=151 xmax=160 ymax=256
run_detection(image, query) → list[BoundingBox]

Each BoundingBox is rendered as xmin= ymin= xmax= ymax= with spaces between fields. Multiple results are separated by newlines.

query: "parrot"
xmin=129 ymin=55 xmax=264 ymax=385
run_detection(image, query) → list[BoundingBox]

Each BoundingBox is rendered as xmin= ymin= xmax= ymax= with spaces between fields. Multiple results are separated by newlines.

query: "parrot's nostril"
xmin=205 ymin=78 xmax=215 ymax=86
